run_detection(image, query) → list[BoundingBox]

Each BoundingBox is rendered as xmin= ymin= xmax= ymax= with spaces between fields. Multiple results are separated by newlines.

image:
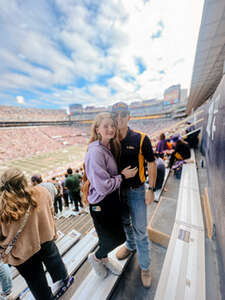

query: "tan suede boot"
xmin=141 ymin=267 xmax=152 ymax=288
xmin=116 ymin=245 xmax=132 ymax=260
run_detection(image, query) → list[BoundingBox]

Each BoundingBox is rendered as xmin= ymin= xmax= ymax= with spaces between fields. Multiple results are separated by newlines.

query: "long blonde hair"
xmin=0 ymin=168 xmax=38 ymax=223
xmin=81 ymin=112 xmax=121 ymax=206
xmin=88 ymin=112 xmax=121 ymax=161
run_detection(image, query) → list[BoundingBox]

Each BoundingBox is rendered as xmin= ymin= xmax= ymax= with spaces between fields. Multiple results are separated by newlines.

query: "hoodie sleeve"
xmin=85 ymin=147 xmax=122 ymax=197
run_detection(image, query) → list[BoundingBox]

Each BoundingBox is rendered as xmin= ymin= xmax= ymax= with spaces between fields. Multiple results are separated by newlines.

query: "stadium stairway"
xmin=12 ymin=176 xmax=176 ymax=300
xmin=12 ymin=150 xmax=217 ymax=300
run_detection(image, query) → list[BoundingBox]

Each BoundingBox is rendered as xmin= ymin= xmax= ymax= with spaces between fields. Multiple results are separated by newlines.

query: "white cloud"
xmin=88 ymin=85 xmax=110 ymax=100
xmin=16 ymin=96 xmax=25 ymax=104
xmin=108 ymin=76 xmax=137 ymax=93
xmin=0 ymin=0 xmax=204 ymax=108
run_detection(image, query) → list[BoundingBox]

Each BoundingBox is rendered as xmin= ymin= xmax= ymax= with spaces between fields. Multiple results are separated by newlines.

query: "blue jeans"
xmin=121 ymin=185 xmax=151 ymax=270
xmin=0 ymin=262 xmax=12 ymax=295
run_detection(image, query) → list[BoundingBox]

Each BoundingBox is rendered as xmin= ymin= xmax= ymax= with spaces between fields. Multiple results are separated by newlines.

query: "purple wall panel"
xmin=199 ymin=75 xmax=225 ymax=274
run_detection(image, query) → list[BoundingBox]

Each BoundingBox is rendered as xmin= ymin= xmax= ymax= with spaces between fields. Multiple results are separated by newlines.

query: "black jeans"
xmin=90 ymin=190 xmax=126 ymax=259
xmin=54 ymin=196 xmax=63 ymax=214
xmin=69 ymin=191 xmax=83 ymax=211
xmin=16 ymin=240 xmax=68 ymax=300
xmin=63 ymin=193 xmax=69 ymax=207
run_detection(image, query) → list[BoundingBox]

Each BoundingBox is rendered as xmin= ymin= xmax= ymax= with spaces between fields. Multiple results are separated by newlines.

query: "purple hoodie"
xmin=85 ymin=140 xmax=122 ymax=204
xmin=156 ymin=140 xmax=167 ymax=153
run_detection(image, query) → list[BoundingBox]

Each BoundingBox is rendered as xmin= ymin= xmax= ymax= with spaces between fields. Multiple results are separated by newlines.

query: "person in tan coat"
xmin=0 ymin=168 xmax=71 ymax=300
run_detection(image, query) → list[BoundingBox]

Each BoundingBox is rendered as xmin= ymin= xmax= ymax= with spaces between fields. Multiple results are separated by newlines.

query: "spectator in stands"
xmin=31 ymin=174 xmax=57 ymax=204
xmin=166 ymin=136 xmax=173 ymax=150
xmin=52 ymin=177 xmax=63 ymax=216
xmin=184 ymin=122 xmax=200 ymax=149
xmin=112 ymin=102 xmax=157 ymax=288
xmin=168 ymin=135 xmax=191 ymax=169
xmin=184 ymin=130 xmax=200 ymax=149
xmin=61 ymin=174 xmax=69 ymax=208
xmin=156 ymin=133 xmax=168 ymax=158
xmin=0 ymin=168 xmax=73 ymax=300
xmin=0 ymin=263 xmax=13 ymax=300
xmin=65 ymin=168 xmax=82 ymax=213
xmin=75 ymin=169 xmax=82 ymax=178
xmin=185 ymin=121 xmax=195 ymax=133
xmin=85 ymin=112 xmax=137 ymax=279
xmin=154 ymin=153 xmax=166 ymax=191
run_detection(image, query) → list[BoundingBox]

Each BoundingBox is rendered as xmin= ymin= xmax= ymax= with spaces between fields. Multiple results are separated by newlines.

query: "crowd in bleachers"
xmin=129 ymin=119 xmax=177 ymax=136
xmin=0 ymin=105 xmax=68 ymax=122
xmin=0 ymin=126 xmax=89 ymax=161
xmin=0 ymin=119 xmax=177 ymax=162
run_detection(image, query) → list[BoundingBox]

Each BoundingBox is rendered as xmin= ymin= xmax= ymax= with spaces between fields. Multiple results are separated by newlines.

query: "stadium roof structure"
xmin=187 ymin=0 xmax=225 ymax=114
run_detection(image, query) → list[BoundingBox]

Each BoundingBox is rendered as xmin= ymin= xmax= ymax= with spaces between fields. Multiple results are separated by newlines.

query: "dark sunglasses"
xmin=112 ymin=111 xmax=129 ymax=118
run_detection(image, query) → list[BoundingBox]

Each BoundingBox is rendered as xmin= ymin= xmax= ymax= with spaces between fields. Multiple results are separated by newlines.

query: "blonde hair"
xmin=82 ymin=113 xmax=121 ymax=206
xmin=88 ymin=112 xmax=121 ymax=161
xmin=0 ymin=168 xmax=38 ymax=223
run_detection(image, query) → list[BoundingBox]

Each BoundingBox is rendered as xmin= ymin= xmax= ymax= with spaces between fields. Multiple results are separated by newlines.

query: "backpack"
xmin=81 ymin=164 xmax=90 ymax=206
xmin=53 ymin=182 xmax=61 ymax=198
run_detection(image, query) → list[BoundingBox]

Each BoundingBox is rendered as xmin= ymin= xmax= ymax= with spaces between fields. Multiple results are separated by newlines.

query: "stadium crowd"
xmin=0 ymin=126 xmax=88 ymax=161
xmin=129 ymin=119 xmax=176 ymax=136
xmin=0 ymin=106 xmax=68 ymax=122
xmin=0 ymin=119 xmax=176 ymax=162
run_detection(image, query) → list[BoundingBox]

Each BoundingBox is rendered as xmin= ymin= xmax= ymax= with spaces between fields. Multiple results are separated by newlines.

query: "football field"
xmin=0 ymin=144 xmax=87 ymax=180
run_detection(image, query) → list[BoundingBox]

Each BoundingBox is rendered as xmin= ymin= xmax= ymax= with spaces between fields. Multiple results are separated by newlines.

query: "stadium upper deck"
xmin=0 ymin=105 xmax=68 ymax=122
xmin=69 ymin=101 xmax=185 ymax=122
xmin=187 ymin=0 xmax=225 ymax=113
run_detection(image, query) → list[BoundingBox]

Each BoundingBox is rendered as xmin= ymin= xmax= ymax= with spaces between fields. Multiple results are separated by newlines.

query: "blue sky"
xmin=0 ymin=0 xmax=204 ymax=110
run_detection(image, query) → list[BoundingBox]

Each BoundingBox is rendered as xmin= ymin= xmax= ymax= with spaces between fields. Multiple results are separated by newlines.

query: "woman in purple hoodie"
xmin=85 ymin=112 xmax=137 ymax=279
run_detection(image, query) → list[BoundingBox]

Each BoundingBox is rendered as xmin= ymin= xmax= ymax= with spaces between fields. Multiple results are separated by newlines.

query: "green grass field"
xmin=0 ymin=144 xmax=87 ymax=180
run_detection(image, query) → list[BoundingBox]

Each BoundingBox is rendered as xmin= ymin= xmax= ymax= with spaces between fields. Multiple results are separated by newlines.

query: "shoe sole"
xmin=107 ymin=268 xmax=121 ymax=276
xmin=105 ymin=261 xmax=122 ymax=275
xmin=116 ymin=254 xmax=130 ymax=260
xmin=88 ymin=255 xmax=108 ymax=279
xmin=54 ymin=276 xmax=74 ymax=299
xmin=116 ymin=248 xmax=136 ymax=260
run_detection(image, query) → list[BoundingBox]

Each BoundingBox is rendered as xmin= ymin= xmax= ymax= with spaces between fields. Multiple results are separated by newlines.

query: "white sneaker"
xmin=88 ymin=253 xmax=108 ymax=279
xmin=0 ymin=292 xmax=13 ymax=300
xmin=104 ymin=258 xmax=122 ymax=275
xmin=50 ymin=279 xmax=64 ymax=294
xmin=72 ymin=211 xmax=80 ymax=216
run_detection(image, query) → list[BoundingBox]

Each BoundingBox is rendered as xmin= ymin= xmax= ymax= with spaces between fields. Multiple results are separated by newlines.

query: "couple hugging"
xmin=84 ymin=101 xmax=157 ymax=288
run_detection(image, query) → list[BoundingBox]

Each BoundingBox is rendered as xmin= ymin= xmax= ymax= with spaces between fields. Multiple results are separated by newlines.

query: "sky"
xmin=0 ymin=0 xmax=204 ymax=110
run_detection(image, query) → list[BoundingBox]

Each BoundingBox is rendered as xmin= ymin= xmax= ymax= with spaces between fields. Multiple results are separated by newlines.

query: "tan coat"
xmin=0 ymin=185 xmax=57 ymax=266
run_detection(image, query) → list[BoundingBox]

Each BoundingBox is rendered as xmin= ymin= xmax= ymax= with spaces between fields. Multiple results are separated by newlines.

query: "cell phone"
xmin=92 ymin=206 xmax=101 ymax=212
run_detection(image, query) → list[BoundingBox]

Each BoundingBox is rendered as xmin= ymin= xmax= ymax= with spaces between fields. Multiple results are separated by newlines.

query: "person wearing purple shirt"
xmin=85 ymin=112 xmax=137 ymax=279
xmin=156 ymin=133 xmax=168 ymax=158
